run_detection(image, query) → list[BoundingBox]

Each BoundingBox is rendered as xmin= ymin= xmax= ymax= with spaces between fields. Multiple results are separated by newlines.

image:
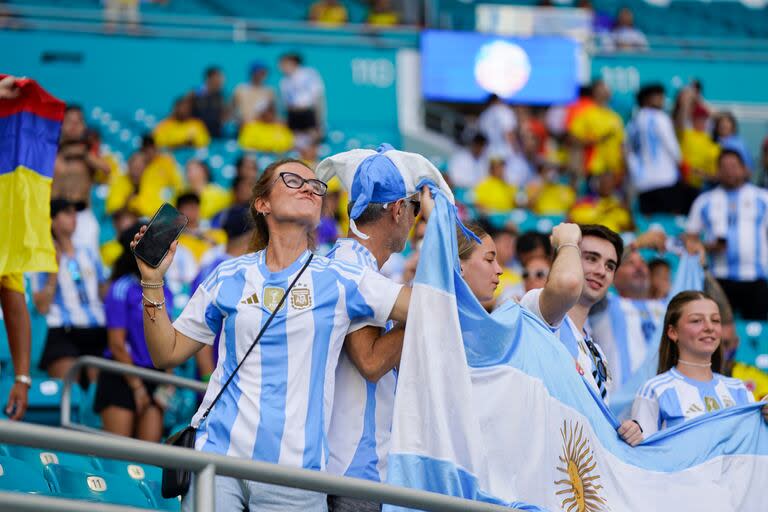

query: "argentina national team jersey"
xmin=632 ymin=368 xmax=754 ymax=436
xmin=687 ymin=184 xmax=768 ymax=281
xmin=173 ymin=249 xmax=403 ymax=470
xmin=520 ymin=288 xmax=610 ymax=402
xmin=31 ymin=246 xmax=107 ymax=328
xmin=589 ymin=293 xmax=666 ymax=391
xmin=325 ymin=238 xmax=397 ymax=482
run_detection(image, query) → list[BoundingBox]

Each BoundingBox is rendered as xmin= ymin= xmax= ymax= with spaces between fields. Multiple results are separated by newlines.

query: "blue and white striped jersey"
xmin=625 ymin=107 xmax=680 ymax=194
xmin=325 ymin=238 xmax=397 ymax=482
xmin=589 ymin=294 xmax=666 ymax=391
xmin=687 ymin=184 xmax=768 ymax=281
xmin=520 ymin=288 xmax=610 ymax=402
xmin=31 ymin=246 xmax=107 ymax=328
xmin=173 ymin=249 xmax=403 ymax=470
xmin=632 ymin=368 xmax=754 ymax=436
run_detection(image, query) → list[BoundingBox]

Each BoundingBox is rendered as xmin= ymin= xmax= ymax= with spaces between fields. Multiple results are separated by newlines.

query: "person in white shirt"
xmin=278 ymin=53 xmax=326 ymax=139
xmin=610 ymin=7 xmax=648 ymax=51
xmin=518 ymin=223 xmax=643 ymax=446
xmin=133 ymin=159 xmax=422 ymax=511
xmin=477 ymin=94 xmax=517 ymax=153
xmin=685 ymin=149 xmax=768 ymax=320
xmin=447 ymin=133 xmax=489 ymax=189
xmin=632 ymin=291 xmax=768 ymax=436
xmin=626 ymin=84 xmax=686 ymax=214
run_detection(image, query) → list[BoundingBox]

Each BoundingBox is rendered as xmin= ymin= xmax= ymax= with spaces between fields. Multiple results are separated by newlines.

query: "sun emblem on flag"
xmin=554 ymin=420 xmax=607 ymax=512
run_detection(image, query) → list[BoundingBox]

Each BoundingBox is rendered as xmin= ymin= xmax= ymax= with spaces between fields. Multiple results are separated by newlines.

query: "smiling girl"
xmin=632 ymin=291 xmax=768 ymax=436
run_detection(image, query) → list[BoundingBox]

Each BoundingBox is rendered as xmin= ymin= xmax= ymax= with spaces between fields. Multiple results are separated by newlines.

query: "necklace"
xmin=677 ymin=359 xmax=712 ymax=368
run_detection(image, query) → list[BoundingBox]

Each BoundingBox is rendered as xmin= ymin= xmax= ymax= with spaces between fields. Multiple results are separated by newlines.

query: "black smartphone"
xmin=132 ymin=203 xmax=188 ymax=268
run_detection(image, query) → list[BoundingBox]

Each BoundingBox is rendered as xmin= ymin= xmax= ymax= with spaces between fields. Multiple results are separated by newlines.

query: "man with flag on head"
xmin=316 ymin=144 xmax=447 ymax=512
xmin=0 ymin=75 xmax=65 ymax=420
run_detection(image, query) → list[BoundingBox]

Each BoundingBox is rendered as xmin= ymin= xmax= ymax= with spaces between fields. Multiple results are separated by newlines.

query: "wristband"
xmin=15 ymin=375 xmax=31 ymax=387
xmin=140 ymin=279 xmax=164 ymax=289
xmin=556 ymin=242 xmax=581 ymax=253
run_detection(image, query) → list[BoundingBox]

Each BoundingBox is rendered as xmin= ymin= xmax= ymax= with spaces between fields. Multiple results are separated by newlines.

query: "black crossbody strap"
xmin=199 ymin=253 xmax=314 ymax=423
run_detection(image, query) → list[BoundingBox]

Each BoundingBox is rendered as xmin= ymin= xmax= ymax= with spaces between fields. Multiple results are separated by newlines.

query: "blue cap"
xmin=349 ymin=144 xmax=407 ymax=220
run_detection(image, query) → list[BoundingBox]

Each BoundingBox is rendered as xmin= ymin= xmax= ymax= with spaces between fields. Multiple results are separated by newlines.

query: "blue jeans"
xmin=182 ymin=474 xmax=328 ymax=512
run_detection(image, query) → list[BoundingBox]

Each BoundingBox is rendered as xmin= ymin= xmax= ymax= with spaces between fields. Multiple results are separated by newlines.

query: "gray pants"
xmin=328 ymin=495 xmax=381 ymax=512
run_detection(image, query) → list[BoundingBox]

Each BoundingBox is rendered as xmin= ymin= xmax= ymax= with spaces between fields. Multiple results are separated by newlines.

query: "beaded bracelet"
xmin=140 ymin=279 xmax=164 ymax=289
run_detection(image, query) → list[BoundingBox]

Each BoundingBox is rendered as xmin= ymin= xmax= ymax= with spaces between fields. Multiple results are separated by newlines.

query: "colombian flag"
xmin=0 ymin=75 xmax=64 ymax=274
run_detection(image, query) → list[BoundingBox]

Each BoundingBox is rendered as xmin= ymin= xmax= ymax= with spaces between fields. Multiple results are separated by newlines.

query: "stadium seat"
xmin=0 ymin=454 xmax=52 ymax=494
xmin=0 ymin=377 xmax=82 ymax=426
xmin=2 ymin=445 xmax=96 ymax=474
xmin=735 ymin=320 xmax=768 ymax=370
xmin=93 ymin=457 xmax=162 ymax=483
xmin=44 ymin=463 xmax=154 ymax=508
xmin=143 ymin=480 xmax=182 ymax=511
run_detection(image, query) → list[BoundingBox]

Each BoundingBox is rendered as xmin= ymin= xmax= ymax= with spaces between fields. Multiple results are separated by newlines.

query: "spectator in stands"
xmin=101 ymin=207 xmax=140 ymax=269
xmin=648 ymin=258 xmax=671 ymax=300
xmin=567 ymin=79 xmax=625 ymax=177
xmin=367 ymin=0 xmax=400 ymax=26
xmin=211 ymin=173 xmax=256 ymax=228
xmin=457 ymin=222 xmax=504 ymax=302
xmin=234 ymin=154 xmax=259 ymax=180
xmin=94 ymin=223 xmax=172 ymax=441
xmin=518 ymin=223 xmax=643 ymax=445
xmin=447 ymin=133 xmax=489 ymax=189
xmin=279 ymin=53 xmax=326 ymax=141
xmin=477 ymin=94 xmax=517 ymax=154
xmin=489 ymin=222 xmax=523 ymax=308
xmin=631 ymin=291 xmax=768 ymax=436
xmin=678 ymin=102 xmax=719 ymax=190
xmin=712 ymin=112 xmax=754 ymax=170
xmin=133 ymin=159 xmax=414 ymax=510
xmin=524 ymin=162 xmax=576 ymax=216
xmin=189 ymin=205 xmax=254 ymax=384
xmin=308 ymin=0 xmax=349 ymax=25
xmin=610 ymin=7 xmax=648 ymax=51
xmin=59 ymin=104 xmax=86 ymax=144
xmin=154 ymin=96 xmax=210 ymax=149
xmin=184 ymin=159 xmax=231 ymax=221
xmin=33 ymin=199 xmax=108 ymax=383
xmin=569 ymin=172 xmax=632 ymax=233
xmin=103 ymin=0 xmax=140 ymax=32
xmin=516 ymin=230 xmax=553 ymax=267
xmin=686 ymin=149 xmax=768 ymax=320
xmin=51 ymin=154 xmax=101 ymax=255
xmin=472 ymin=157 xmax=516 ymax=212
xmin=232 ymin=62 xmax=275 ymax=125
xmin=317 ymin=177 xmax=342 ymax=248
xmin=626 ymin=84 xmax=686 ymax=214
xmin=175 ymin=192 xmax=222 ymax=262
xmin=522 ymin=256 xmax=551 ymax=293
xmin=298 ymin=138 xmax=321 ymax=169
xmin=238 ymin=102 xmax=295 ymax=153
xmin=106 ymin=151 xmax=146 ymax=214
xmin=193 ymin=66 xmax=228 ymax=139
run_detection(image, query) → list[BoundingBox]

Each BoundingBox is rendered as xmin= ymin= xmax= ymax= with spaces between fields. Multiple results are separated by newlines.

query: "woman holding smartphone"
xmin=132 ymin=159 xmax=419 ymax=511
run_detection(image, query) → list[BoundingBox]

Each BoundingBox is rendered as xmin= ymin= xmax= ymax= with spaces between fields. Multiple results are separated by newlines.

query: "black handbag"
xmin=161 ymin=253 xmax=314 ymax=499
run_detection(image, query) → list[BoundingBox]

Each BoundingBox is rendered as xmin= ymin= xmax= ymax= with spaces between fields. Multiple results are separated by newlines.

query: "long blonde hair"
xmin=248 ymin=158 xmax=316 ymax=252
xmin=457 ymin=221 xmax=489 ymax=261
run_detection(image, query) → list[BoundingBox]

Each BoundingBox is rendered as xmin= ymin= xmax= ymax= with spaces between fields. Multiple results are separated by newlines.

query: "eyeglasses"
xmin=522 ymin=269 xmax=549 ymax=280
xmin=275 ymin=172 xmax=328 ymax=196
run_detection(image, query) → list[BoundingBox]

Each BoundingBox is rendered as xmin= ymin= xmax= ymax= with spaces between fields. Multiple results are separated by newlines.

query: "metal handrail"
xmin=0 ymin=421 xmax=512 ymax=512
xmin=60 ymin=356 xmax=207 ymax=435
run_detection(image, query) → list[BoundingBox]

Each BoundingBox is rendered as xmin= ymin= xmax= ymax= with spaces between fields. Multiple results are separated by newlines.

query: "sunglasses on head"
xmin=275 ymin=172 xmax=328 ymax=196
xmin=522 ymin=269 xmax=549 ymax=280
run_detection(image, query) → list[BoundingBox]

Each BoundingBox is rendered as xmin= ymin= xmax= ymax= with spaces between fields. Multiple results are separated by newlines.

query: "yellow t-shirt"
xmin=106 ymin=154 xmax=184 ymax=217
xmin=100 ymin=240 xmax=124 ymax=270
xmin=178 ymin=230 xmax=227 ymax=263
xmin=0 ymin=273 xmax=25 ymax=294
xmin=681 ymin=128 xmax=720 ymax=188
xmin=529 ymin=182 xmax=575 ymax=216
xmin=368 ymin=12 xmax=400 ymax=26
xmin=153 ymin=118 xmax=210 ymax=149
xmin=472 ymin=176 xmax=516 ymax=212
xmin=309 ymin=3 xmax=348 ymax=25
xmin=569 ymin=196 xmax=632 ymax=233
xmin=238 ymin=121 xmax=294 ymax=153
xmin=199 ymin=184 xmax=232 ymax=221
xmin=569 ymin=105 xmax=624 ymax=176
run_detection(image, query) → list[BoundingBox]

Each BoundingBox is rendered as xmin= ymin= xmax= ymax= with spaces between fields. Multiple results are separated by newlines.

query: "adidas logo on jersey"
xmin=685 ymin=403 xmax=703 ymax=415
xmin=241 ymin=292 xmax=259 ymax=305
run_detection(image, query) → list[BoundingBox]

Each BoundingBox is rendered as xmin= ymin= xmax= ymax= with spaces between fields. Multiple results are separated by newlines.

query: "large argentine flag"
xmin=386 ymin=188 xmax=768 ymax=511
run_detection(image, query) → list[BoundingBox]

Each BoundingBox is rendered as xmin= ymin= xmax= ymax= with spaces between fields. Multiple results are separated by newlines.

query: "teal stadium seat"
xmin=43 ymin=463 xmax=155 ymax=508
xmin=2 ymin=445 xmax=96 ymax=474
xmin=0 ymin=454 xmax=52 ymax=494
xmin=735 ymin=320 xmax=768 ymax=370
